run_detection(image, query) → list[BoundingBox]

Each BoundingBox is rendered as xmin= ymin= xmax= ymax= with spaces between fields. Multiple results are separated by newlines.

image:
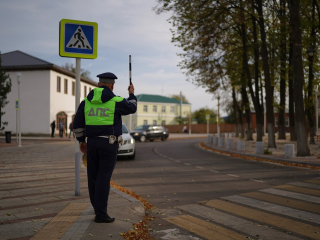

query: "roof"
xmin=136 ymin=94 xmax=190 ymax=104
xmin=0 ymin=50 xmax=97 ymax=87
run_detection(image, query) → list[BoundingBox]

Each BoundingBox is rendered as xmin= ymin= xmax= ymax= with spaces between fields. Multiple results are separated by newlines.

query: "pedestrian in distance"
xmin=73 ymin=72 xmax=137 ymax=223
xmin=69 ymin=122 xmax=74 ymax=138
xmin=50 ymin=120 xmax=55 ymax=137
xmin=59 ymin=121 xmax=64 ymax=138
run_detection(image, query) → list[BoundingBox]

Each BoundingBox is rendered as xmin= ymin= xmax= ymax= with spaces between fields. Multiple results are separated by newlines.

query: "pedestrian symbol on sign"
xmin=66 ymin=26 xmax=92 ymax=50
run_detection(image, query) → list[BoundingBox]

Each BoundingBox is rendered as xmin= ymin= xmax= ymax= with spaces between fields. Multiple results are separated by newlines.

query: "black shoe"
xmin=94 ymin=214 xmax=115 ymax=223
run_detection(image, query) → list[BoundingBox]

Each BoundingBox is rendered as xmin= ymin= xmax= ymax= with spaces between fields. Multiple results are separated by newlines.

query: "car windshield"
xmin=134 ymin=125 xmax=149 ymax=130
xmin=122 ymin=124 xmax=129 ymax=133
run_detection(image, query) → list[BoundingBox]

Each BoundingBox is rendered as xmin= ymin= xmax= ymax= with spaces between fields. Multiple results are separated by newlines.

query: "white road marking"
xmin=227 ymin=174 xmax=240 ymax=178
xmin=184 ymin=163 xmax=191 ymax=166
xmin=210 ymin=170 xmax=219 ymax=173
xmin=222 ymin=195 xmax=320 ymax=224
xmin=249 ymin=179 xmax=265 ymax=183
xmin=196 ymin=166 xmax=203 ymax=169
xmin=260 ymin=188 xmax=320 ymax=204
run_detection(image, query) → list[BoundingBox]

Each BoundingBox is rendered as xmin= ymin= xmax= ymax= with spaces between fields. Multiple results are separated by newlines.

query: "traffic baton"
xmin=129 ymin=55 xmax=132 ymax=85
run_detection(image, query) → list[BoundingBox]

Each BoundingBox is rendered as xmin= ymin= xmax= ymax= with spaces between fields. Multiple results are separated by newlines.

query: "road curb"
xmin=201 ymin=142 xmax=320 ymax=168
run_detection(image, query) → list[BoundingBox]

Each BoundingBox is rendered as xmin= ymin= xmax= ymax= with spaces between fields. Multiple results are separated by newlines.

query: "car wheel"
xmin=128 ymin=151 xmax=135 ymax=160
xmin=161 ymin=135 xmax=167 ymax=141
xmin=140 ymin=135 xmax=146 ymax=142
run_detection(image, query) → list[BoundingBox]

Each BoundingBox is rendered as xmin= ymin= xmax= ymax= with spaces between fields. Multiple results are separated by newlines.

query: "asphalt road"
xmin=113 ymin=138 xmax=320 ymax=240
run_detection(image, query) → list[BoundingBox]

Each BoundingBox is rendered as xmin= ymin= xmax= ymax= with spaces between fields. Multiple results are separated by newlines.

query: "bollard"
xmin=231 ymin=132 xmax=235 ymax=137
xmin=237 ymin=140 xmax=245 ymax=152
xmin=226 ymin=139 xmax=234 ymax=149
xmin=255 ymin=141 xmax=264 ymax=154
xmin=212 ymin=136 xmax=218 ymax=146
xmin=218 ymin=137 xmax=225 ymax=147
xmin=284 ymin=144 xmax=295 ymax=158
xmin=226 ymin=133 xmax=230 ymax=138
xmin=207 ymin=135 xmax=212 ymax=144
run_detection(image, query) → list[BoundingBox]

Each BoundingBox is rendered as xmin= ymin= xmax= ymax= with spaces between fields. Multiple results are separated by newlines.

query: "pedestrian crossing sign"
xmin=59 ymin=19 xmax=98 ymax=59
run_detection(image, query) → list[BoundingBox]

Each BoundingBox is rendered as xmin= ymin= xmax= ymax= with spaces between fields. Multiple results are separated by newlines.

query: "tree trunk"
xmin=238 ymin=106 xmax=245 ymax=139
xmin=306 ymin=0 xmax=316 ymax=144
xmin=232 ymin=87 xmax=239 ymax=137
xmin=288 ymin=34 xmax=296 ymax=141
xmin=256 ymin=0 xmax=276 ymax=148
xmin=289 ymin=0 xmax=310 ymax=156
xmin=252 ymin=7 xmax=263 ymax=141
xmin=278 ymin=0 xmax=287 ymax=139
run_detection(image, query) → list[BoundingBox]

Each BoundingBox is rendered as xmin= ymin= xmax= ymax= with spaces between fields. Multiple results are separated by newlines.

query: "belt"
xmin=98 ymin=136 xmax=111 ymax=138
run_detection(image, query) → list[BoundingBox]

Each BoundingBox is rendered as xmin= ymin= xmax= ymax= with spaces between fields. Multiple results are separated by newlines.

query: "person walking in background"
xmin=59 ymin=121 xmax=64 ymax=138
xmin=50 ymin=120 xmax=56 ymax=137
xmin=73 ymin=72 xmax=137 ymax=223
xmin=69 ymin=122 xmax=74 ymax=138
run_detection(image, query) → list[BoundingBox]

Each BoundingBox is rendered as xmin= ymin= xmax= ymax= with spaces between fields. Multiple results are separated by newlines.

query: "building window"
xmin=285 ymin=117 xmax=289 ymax=127
xmin=153 ymin=120 xmax=157 ymax=125
xmin=162 ymin=106 xmax=166 ymax=113
xmin=84 ymin=86 xmax=87 ymax=97
xmin=170 ymin=106 xmax=174 ymax=113
xmin=89 ymin=87 xmax=92 ymax=92
xmin=143 ymin=120 xmax=148 ymax=125
xmin=162 ymin=120 xmax=166 ymax=126
xmin=57 ymin=76 xmax=61 ymax=92
xmin=72 ymin=82 xmax=75 ymax=96
xmin=153 ymin=106 xmax=157 ymax=112
xmin=64 ymin=79 xmax=68 ymax=94
xmin=143 ymin=105 xmax=148 ymax=112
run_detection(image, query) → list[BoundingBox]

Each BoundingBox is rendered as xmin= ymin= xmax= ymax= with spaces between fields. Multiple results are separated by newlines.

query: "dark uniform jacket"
xmin=73 ymin=86 xmax=137 ymax=142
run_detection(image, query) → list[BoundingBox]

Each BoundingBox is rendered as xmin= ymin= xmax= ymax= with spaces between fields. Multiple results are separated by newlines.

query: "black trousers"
xmin=51 ymin=127 xmax=55 ymax=137
xmin=87 ymin=137 xmax=117 ymax=218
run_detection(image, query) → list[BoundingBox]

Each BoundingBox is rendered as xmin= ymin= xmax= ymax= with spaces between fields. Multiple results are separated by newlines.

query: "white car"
xmin=118 ymin=124 xmax=136 ymax=159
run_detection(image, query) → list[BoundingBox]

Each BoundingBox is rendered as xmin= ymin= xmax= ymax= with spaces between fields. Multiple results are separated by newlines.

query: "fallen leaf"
xmin=89 ymin=233 xmax=93 ymax=237
xmin=108 ymin=234 xmax=112 ymax=237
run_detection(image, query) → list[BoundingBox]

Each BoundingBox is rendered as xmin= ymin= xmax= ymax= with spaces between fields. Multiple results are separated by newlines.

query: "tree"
xmin=193 ymin=107 xmax=217 ymax=124
xmin=0 ymin=54 xmax=12 ymax=131
xmin=170 ymin=94 xmax=189 ymax=103
xmin=289 ymin=0 xmax=310 ymax=156
xmin=61 ymin=63 xmax=92 ymax=80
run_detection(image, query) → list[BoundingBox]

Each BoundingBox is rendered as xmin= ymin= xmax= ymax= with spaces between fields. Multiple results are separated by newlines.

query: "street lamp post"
xmin=16 ymin=72 xmax=22 ymax=147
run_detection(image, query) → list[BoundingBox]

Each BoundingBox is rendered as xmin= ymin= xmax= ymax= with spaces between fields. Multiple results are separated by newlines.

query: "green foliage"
xmin=193 ymin=107 xmax=217 ymax=124
xmin=61 ymin=63 xmax=92 ymax=80
xmin=0 ymin=54 xmax=12 ymax=131
xmin=263 ymin=148 xmax=272 ymax=155
xmin=169 ymin=94 xmax=189 ymax=103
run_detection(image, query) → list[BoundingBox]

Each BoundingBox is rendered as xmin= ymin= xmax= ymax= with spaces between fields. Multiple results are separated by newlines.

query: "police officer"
xmin=73 ymin=72 xmax=137 ymax=223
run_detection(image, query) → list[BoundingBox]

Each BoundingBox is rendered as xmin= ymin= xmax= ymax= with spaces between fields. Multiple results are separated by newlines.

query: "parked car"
xmin=130 ymin=125 xmax=169 ymax=142
xmin=118 ymin=124 xmax=136 ymax=159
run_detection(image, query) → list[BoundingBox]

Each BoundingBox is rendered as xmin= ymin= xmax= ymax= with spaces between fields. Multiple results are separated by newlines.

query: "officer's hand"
xmin=128 ymin=84 xmax=134 ymax=94
xmin=79 ymin=142 xmax=87 ymax=154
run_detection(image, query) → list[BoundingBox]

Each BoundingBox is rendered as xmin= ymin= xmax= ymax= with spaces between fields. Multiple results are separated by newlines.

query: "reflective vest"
xmin=84 ymin=88 xmax=123 ymax=126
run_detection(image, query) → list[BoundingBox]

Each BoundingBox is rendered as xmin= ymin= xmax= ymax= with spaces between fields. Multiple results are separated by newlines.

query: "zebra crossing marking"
xmin=222 ymin=195 xmax=320 ymax=224
xmin=206 ymin=199 xmax=320 ymax=239
xmin=289 ymin=181 xmax=320 ymax=190
xmin=241 ymin=191 xmax=320 ymax=214
xmin=165 ymin=215 xmax=247 ymax=240
xmin=275 ymin=184 xmax=320 ymax=197
xmin=177 ymin=204 xmax=301 ymax=240
xmin=260 ymin=188 xmax=320 ymax=204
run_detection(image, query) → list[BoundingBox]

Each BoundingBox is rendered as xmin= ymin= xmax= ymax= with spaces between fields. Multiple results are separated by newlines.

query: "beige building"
xmin=122 ymin=94 xmax=191 ymax=130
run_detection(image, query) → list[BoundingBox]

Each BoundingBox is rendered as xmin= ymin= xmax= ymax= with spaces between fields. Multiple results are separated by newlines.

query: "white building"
xmin=1 ymin=50 xmax=97 ymax=135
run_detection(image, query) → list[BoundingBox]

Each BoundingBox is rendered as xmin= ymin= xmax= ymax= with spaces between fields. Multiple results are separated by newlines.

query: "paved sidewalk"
xmin=0 ymin=141 xmax=144 ymax=240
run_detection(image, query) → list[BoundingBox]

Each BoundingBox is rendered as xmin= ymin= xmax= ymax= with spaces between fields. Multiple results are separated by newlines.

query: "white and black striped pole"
xmin=129 ymin=55 xmax=132 ymax=85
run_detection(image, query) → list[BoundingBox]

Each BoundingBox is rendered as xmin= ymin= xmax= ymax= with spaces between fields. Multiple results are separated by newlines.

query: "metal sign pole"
xmin=75 ymin=58 xmax=81 ymax=196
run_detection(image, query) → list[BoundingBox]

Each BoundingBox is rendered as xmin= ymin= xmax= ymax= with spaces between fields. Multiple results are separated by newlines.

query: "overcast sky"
xmin=0 ymin=0 xmax=223 ymax=113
